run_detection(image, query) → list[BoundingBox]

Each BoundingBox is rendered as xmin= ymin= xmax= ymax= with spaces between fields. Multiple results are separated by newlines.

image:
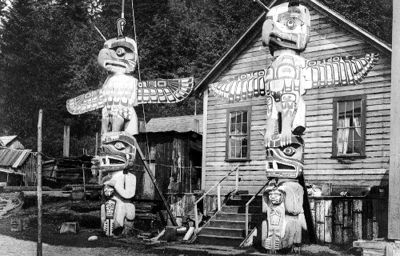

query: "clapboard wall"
xmin=203 ymin=5 xmax=391 ymax=194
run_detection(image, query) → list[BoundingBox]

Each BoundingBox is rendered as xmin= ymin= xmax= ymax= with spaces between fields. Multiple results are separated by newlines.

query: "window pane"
xmin=338 ymin=102 xmax=346 ymax=122
xmin=237 ymin=112 xmax=242 ymax=124
xmin=228 ymin=109 xmax=249 ymax=159
xmin=354 ymin=100 xmax=361 ymax=117
xmin=335 ymin=98 xmax=364 ymax=156
xmin=242 ymin=123 xmax=247 ymax=134
xmin=346 ymin=101 xmax=353 ymax=118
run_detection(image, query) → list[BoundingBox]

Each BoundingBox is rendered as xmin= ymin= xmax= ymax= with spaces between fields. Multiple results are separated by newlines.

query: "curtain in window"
xmin=354 ymin=117 xmax=362 ymax=136
xmin=337 ymin=118 xmax=350 ymax=155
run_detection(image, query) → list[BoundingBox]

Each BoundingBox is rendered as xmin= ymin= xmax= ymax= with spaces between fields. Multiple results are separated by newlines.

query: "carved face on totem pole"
xmin=262 ymin=1 xmax=310 ymax=54
xmin=95 ymin=132 xmax=138 ymax=237
xmin=66 ymin=21 xmax=194 ymax=138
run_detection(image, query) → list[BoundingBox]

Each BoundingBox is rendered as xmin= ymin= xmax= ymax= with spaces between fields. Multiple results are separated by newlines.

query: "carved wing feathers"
xmin=209 ymin=69 xmax=269 ymax=103
xmin=66 ymin=89 xmax=105 ymax=115
xmin=137 ymin=77 xmax=194 ymax=104
xmin=305 ymin=53 xmax=379 ymax=88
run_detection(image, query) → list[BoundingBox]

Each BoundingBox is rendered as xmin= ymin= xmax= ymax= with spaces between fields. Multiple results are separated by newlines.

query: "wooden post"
xmin=63 ymin=125 xmax=70 ymax=157
xmin=81 ymin=164 xmax=86 ymax=200
xmin=95 ymin=132 xmax=99 ymax=156
xmin=217 ymin=184 xmax=221 ymax=212
xmin=201 ymin=90 xmax=208 ymax=190
xmin=389 ymin=0 xmax=400 ymax=240
xmin=37 ymin=109 xmax=43 ymax=256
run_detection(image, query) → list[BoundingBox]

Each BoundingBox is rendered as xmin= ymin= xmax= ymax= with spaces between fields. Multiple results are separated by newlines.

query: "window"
xmin=332 ymin=95 xmax=366 ymax=158
xmin=226 ymin=108 xmax=250 ymax=161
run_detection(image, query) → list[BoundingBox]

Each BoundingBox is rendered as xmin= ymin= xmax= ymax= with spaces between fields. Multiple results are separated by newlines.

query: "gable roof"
xmin=0 ymin=148 xmax=32 ymax=169
xmin=0 ymin=135 xmax=18 ymax=147
xmin=144 ymin=115 xmax=203 ymax=134
xmin=195 ymin=0 xmax=392 ymax=94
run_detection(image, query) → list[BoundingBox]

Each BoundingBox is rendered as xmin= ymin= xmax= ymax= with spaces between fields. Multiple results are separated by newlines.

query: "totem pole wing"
xmin=305 ymin=53 xmax=379 ymax=88
xmin=208 ymin=69 xmax=269 ymax=103
xmin=66 ymin=89 xmax=105 ymax=115
xmin=137 ymin=77 xmax=194 ymax=104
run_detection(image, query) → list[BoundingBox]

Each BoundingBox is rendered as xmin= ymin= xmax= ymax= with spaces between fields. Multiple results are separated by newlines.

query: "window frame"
xmin=332 ymin=94 xmax=366 ymax=159
xmin=225 ymin=106 xmax=251 ymax=162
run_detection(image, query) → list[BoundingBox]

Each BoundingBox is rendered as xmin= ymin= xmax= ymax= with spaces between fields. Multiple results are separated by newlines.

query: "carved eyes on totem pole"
xmin=98 ymin=37 xmax=138 ymax=74
xmin=266 ymin=188 xmax=285 ymax=205
xmin=262 ymin=1 xmax=310 ymax=54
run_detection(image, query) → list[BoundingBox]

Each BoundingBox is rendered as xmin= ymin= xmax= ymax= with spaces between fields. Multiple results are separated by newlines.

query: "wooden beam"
xmin=63 ymin=125 xmax=70 ymax=157
xmin=388 ymin=0 xmax=400 ymax=240
xmin=201 ymin=90 xmax=208 ymax=190
xmin=37 ymin=109 xmax=43 ymax=256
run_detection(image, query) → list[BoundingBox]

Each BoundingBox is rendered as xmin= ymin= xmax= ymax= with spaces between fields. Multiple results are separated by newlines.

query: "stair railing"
xmin=194 ymin=164 xmax=240 ymax=232
xmin=245 ymin=182 xmax=269 ymax=236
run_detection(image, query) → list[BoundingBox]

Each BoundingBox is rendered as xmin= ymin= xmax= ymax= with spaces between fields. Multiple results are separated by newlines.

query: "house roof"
xmin=0 ymin=135 xmax=18 ymax=147
xmin=194 ymin=0 xmax=392 ymax=94
xmin=0 ymin=148 xmax=32 ymax=169
xmin=144 ymin=115 xmax=203 ymax=134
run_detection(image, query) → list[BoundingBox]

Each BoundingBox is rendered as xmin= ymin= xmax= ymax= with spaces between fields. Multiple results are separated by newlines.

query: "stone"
xmin=60 ymin=222 xmax=79 ymax=234
xmin=88 ymin=235 xmax=98 ymax=241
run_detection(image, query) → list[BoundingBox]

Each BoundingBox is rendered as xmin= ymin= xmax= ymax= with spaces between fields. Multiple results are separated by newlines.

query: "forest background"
xmin=0 ymin=0 xmax=392 ymax=156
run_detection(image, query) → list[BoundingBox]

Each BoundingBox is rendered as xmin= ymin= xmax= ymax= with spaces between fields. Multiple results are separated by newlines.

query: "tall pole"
xmin=37 ymin=109 xmax=43 ymax=256
xmin=388 ymin=0 xmax=400 ymax=240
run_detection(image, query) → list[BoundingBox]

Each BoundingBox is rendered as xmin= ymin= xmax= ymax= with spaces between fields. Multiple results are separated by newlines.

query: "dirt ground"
xmin=0 ymin=197 xmax=361 ymax=256
xmin=0 ymin=197 xmax=167 ymax=255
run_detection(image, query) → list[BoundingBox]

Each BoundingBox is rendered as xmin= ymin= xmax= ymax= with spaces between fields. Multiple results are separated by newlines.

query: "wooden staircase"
xmin=195 ymin=193 xmax=263 ymax=247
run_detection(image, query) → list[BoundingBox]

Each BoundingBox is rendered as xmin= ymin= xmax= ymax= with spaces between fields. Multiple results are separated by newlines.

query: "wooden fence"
xmin=310 ymin=196 xmax=388 ymax=244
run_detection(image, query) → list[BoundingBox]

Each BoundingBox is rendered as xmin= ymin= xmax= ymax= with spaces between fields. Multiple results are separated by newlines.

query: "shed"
xmin=134 ymin=115 xmax=203 ymax=201
xmin=0 ymin=148 xmax=36 ymax=186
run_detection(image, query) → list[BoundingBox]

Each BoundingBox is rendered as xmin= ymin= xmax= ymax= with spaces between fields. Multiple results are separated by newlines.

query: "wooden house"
xmin=194 ymin=0 xmax=391 ymax=244
xmin=134 ymin=115 xmax=203 ymax=202
xmin=0 ymin=148 xmax=36 ymax=186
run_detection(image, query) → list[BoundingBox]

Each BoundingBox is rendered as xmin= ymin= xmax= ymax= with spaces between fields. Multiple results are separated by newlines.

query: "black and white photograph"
xmin=0 ymin=0 xmax=397 ymax=255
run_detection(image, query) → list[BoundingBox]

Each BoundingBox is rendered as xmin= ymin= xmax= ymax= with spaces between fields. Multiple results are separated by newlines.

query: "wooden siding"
xmin=203 ymin=8 xmax=391 ymax=194
xmin=135 ymin=133 xmax=202 ymax=199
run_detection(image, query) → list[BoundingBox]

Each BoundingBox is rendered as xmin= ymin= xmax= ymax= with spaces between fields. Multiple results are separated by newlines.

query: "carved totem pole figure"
xmin=67 ymin=18 xmax=194 ymax=236
xmin=96 ymin=133 xmax=138 ymax=236
xmin=66 ymin=19 xmax=194 ymax=137
xmin=209 ymin=0 xmax=377 ymax=251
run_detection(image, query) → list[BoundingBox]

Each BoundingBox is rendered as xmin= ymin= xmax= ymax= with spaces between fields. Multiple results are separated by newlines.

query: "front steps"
xmin=195 ymin=194 xmax=263 ymax=247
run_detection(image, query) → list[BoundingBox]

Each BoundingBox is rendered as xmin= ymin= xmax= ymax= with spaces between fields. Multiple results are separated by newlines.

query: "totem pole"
xmin=209 ymin=0 xmax=377 ymax=252
xmin=67 ymin=13 xmax=194 ymax=236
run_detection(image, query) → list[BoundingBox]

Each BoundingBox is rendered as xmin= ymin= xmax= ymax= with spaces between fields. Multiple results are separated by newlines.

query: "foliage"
xmin=322 ymin=0 xmax=392 ymax=43
xmin=0 ymin=0 xmax=393 ymax=156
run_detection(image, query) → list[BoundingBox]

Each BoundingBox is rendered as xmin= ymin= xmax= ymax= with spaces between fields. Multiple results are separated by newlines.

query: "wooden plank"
xmin=333 ymin=200 xmax=344 ymax=244
xmin=315 ymin=200 xmax=325 ymax=243
xmin=388 ymin=0 xmax=400 ymax=240
xmin=324 ymin=200 xmax=333 ymax=243
xmin=342 ymin=201 xmax=353 ymax=243
xmin=353 ymin=199 xmax=363 ymax=240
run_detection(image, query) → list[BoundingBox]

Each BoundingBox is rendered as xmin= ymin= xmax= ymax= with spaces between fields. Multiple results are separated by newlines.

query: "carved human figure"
xmin=95 ymin=132 xmax=138 ymax=236
xmin=101 ymin=170 xmax=136 ymax=236
xmin=262 ymin=180 xmax=305 ymax=251
xmin=209 ymin=0 xmax=377 ymax=252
